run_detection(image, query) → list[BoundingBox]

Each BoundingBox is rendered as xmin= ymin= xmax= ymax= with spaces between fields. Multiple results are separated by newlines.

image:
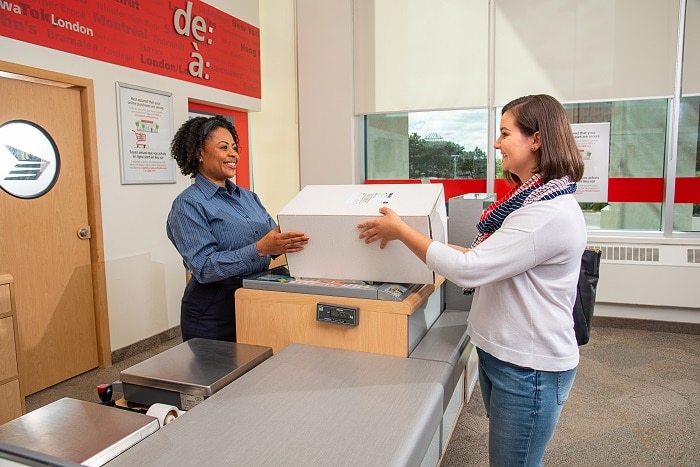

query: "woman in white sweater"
xmin=358 ymin=94 xmax=586 ymax=467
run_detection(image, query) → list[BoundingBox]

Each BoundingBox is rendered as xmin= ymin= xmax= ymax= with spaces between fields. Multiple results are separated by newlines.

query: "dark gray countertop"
xmin=108 ymin=343 xmax=450 ymax=466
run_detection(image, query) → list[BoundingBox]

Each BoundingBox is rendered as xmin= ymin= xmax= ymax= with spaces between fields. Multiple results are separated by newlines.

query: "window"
xmin=361 ymin=0 xmax=698 ymax=236
xmin=561 ymin=99 xmax=668 ymax=231
xmin=365 ymin=110 xmax=489 ymax=201
xmin=364 ymin=97 xmax=699 ymax=233
xmin=675 ymin=96 xmax=700 ymax=232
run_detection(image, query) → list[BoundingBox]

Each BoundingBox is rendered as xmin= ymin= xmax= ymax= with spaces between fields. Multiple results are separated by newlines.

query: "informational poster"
xmin=117 ymin=82 xmax=175 ymax=184
xmin=0 ymin=0 xmax=261 ymax=98
xmin=571 ymin=122 xmax=611 ymax=202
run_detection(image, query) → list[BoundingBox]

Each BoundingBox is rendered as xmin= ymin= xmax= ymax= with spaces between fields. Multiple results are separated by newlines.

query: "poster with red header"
xmin=572 ymin=122 xmax=611 ymax=203
xmin=0 ymin=0 xmax=261 ymax=98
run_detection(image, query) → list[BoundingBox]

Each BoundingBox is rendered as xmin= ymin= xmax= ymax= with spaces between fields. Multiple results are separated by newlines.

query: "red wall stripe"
xmin=607 ymin=178 xmax=664 ymax=203
xmin=428 ymin=179 xmax=487 ymax=201
xmin=364 ymin=179 xmax=421 ymax=184
xmin=675 ymin=177 xmax=700 ymax=204
xmin=366 ymin=177 xmax=700 ymax=204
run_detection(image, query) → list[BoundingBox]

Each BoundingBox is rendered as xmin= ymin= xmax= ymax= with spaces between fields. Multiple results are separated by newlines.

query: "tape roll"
xmin=146 ymin=403 xmax=180 ymax=427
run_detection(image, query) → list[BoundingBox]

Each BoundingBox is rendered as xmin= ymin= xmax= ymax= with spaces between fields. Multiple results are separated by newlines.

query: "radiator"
xmin=589 ymin=243 xmax=700 ymax=309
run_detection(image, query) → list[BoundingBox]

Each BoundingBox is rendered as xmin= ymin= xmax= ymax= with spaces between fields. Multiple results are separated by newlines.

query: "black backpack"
xmin=573 ymin=248 xmax=602 ymax=346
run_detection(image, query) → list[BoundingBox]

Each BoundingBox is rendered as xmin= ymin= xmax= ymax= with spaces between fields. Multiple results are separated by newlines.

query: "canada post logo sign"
xmin=0 ymin=120 xmax=60 ymax=199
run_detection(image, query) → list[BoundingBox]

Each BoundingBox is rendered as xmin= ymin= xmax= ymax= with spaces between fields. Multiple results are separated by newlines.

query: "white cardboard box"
xmin=277 ymin=184 xmax=447 ymax=284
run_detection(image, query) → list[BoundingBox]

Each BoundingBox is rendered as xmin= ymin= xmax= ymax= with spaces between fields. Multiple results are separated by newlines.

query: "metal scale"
xmin=0 ymin=339 xmax=272 ymax=466
xmin=111 ymin=338 xmax=272 ymax=411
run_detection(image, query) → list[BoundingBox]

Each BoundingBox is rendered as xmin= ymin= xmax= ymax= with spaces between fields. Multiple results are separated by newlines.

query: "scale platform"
xmin=120 ymin=339 xmax=272 ymax=410
xmin=0 ymin=398 xmax=159 ymax=466
xmin=242 ymin=265 xmax=420 ymax=301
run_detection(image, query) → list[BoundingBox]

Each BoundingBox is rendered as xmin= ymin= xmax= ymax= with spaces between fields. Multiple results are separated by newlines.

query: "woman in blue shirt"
xmin=167 ymin=115 xmax=308 ymax=342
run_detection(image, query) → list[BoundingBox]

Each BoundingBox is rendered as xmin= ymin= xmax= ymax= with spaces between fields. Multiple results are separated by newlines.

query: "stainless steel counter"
xmin=108 ymin=343 xmax=450 ymax=466
xmin=0 ymin=398 xmax=159 ymax=466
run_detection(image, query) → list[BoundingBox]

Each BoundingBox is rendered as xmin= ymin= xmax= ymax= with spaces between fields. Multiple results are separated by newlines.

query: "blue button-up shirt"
xmin=166 ymin=174 xmax=276 ymax=283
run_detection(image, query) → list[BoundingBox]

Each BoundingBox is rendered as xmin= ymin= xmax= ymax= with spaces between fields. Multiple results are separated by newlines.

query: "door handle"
xmin=77 ymin=227 xmax=91 ymax=239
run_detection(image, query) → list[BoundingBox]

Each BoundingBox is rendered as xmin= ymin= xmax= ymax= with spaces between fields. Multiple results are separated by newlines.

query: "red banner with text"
xmin=0 ymin=0 xmax=261 ymax=98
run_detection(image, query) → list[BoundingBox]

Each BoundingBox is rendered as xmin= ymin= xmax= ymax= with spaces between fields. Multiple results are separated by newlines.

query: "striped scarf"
xmin=463 ymin=173 xmax=577 ymax=294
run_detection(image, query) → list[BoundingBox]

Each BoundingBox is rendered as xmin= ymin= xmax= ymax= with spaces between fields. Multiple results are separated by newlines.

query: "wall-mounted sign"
xmin=572 ymin=122 xmax=611 ymax=203
xmin=0 ymin=1 xmax=261 ymax=98
xmin=117 ymin=82 xmax=175 ymax=184
xmin=0 ymin=120 xmax=60 ymax=199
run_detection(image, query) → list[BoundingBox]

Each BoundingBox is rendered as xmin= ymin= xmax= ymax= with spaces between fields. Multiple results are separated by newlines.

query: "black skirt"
xmin=180 ymin=277 xmax=242 ymax=342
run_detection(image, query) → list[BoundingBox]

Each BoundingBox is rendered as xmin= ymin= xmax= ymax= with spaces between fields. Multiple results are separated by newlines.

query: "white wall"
xmin=297 ymin=0 xmax=362 ymax=187
xmin=249 ymin=1 xmax=301 ymax=215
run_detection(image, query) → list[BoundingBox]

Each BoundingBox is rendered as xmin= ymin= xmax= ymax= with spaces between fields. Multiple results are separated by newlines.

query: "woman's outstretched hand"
xmin=357 ymin=207 xmax=405 ymax=249
xmin=358 ymin=207 xmax=432 ymax=263
xmin=257 ymin=226 xmax=309 ymax=257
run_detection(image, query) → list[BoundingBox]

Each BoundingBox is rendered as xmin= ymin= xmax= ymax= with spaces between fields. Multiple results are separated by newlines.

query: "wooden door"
xmin=0 ymin=76 xmax=99 ymax=395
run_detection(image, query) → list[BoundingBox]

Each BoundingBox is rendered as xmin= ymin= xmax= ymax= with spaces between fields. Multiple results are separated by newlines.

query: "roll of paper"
xmin=146 ymin=403 xmax=181 ymax=427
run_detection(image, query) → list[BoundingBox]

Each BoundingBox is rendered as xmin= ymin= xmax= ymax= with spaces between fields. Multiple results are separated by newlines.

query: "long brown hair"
xmin=501 ymin=94 xmax=584 ymax=183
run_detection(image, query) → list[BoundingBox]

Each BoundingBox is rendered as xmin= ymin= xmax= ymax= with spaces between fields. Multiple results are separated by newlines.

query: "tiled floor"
xmin=440 ymin=325 xmax=700 ymax=466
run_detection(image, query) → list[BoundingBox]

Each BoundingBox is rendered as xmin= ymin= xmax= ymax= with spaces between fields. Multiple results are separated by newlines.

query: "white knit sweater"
xmin=427 ymin=195 xmax=586 ymax=371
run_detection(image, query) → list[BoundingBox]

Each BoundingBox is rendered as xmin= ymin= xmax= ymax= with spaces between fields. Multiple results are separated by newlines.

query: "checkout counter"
xmin=107 ymin=343 xmax=452 ymax=466
xmin=0 ymin=339 xmax=274 ymax=466
xmin=104 ymin=261 xmax=472 ymax=466
xmin=0 ymin=278 xmax=472 ymax=467
xmin=0 ymin=194 xmax=490 ymax=466
xmin=235 ymin=266 xmax=444 ymax=357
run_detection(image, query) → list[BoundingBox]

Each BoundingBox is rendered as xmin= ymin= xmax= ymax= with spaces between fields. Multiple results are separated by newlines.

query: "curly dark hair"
xmin=170 ymin=115 xmax=240 ymax=177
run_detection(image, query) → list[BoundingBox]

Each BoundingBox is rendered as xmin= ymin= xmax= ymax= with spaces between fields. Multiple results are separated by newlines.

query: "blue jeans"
xmin=477 ymin=348 xmax=577 ymax=467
